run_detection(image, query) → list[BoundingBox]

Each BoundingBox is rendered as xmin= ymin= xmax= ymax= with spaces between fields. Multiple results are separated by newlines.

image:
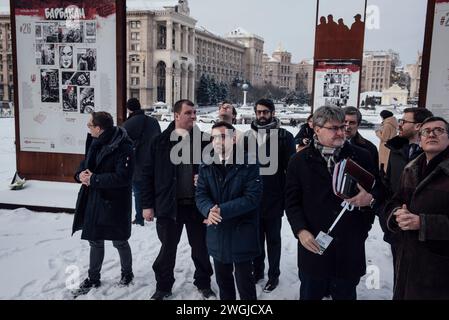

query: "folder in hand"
xmin=332 ymin=158 xmax=374 ymax=199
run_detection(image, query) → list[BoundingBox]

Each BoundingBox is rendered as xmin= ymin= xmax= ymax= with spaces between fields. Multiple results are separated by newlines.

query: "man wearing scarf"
xmin=247 ymin=99 xmax=295 ymax=293
xmin=285 ymin=106 xmax=382 ymax=300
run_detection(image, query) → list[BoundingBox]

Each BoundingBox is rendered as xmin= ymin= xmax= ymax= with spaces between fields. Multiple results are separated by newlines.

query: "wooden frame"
xmin=10 ymin=0 xmax=127 ymax=182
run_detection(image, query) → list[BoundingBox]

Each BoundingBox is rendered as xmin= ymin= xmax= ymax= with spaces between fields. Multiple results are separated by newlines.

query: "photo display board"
xmin=14 ymin=0 xmax=117 ymax=154
xmin=426 ymin=0 xmax=449 ymax=120
xmin=313 ymin=60 xmax=361 ymax=108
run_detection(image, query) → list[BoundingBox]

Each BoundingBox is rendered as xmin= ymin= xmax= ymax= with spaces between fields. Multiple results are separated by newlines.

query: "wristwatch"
xmin=369 ymin=197 xmax=376 ymax=209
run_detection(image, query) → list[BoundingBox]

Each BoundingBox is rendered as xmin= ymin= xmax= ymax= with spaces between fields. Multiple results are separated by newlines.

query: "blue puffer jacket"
xmin=196 ymin=159 xmax=262 ymax=264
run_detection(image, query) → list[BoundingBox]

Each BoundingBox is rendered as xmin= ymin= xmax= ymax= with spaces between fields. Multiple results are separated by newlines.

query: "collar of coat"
xmin=403 ymin=146 xmax=449 ymax=194
xmin=385 ymin=135 xmax=409 ymax=151
xmin=352 ymin=132 xmax=369 ymax=146
xmin=89 ymin=126 xmax=130 ymax=166
xmin=159 ymin=121 xmax=208 ymax=145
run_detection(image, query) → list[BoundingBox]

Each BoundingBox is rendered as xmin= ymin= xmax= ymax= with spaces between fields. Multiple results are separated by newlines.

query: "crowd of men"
xmin=72 ymin=98 xmax=449 ymax=300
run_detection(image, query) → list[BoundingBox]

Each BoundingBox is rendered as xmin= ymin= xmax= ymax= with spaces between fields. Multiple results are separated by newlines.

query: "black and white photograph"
xmin=36 ymin=43 xmax=55 ymax=65
xmin=62 ymin=85 xmax=78 ymax=112
xmin=343 ymin=74 xmax=351 ymax=85
xmin=57 ymin=22 xmax=84 ymax=43
xmin=79 ymin=87 xmax=95 ymax=114
xmin=42 ymin=22 xmax=58 ymax=43
xmin=61 ymin=72 xmax=90 ymax=86
xmin=59 ymin=45 xmax=74 ymax=69
xmin=331 ymin=73 xmax=342 ymax=84
xmin=35 ymin=24 xmax=42 ymax=40
xmin=40 ymin=69 xmax=59 ymax=103
xmin=85 ymin=21 xmax=96 ymax=43
xmin=77 ymin=48 xmax=97 ymax=71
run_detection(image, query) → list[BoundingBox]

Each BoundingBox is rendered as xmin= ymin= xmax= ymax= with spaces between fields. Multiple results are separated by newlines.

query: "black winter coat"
xmin=122 ymin=110 xmax=161 ymax=181
xmin=285 ymin=142 xmax=380 ymax=279
xmin=246 ymin=128 xmax=296 ymax=219
xmin=351 ymin=132 xmax=379 ymax=169
xmin=196 ymin=157 xmax=263 ymax=263
xmin=72 ymin=127 xmax=134 ymax=241
xmin=294 ymin=123 xmax=314 ymax=146
xmin=141 ymin=122 xmax=209 ymax=221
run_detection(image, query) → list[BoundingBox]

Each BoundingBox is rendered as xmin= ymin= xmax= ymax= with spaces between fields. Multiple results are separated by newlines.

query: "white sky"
xmin=1 ymin=0 xmax=428 ymax=65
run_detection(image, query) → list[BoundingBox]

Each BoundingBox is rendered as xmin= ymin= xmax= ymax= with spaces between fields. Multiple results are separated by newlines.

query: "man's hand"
xmin=395 ymin=204 xmax=420 ymax=231
xmin=207 ymin=205 xmax=222 ymax=225
xmin=79 ymin=169 xmax=92 ymax=186
xmin=143 ymin=208 xmax=155 ymax=222
xmin=298 ymin=229 xmax=321 ymax=254
xmin=346 ymin=183 xmax=373 ymax=207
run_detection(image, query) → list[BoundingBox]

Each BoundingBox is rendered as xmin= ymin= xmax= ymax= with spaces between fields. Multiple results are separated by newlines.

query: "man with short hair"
xmin=343 ymin=106 xmax=379 ymax=168
xmin=385 ymin=116 xmax=449 ymax=299
xmin=122 ymin=98 xmax=161 ymax=226
xmin=286 ymin=106 xmax=381 ymax=300
xmin=141 ymin=99 xmax=215 ymax=300
xmin=196 ymin=121 xmax=262 ymax=300
xmin=72 ymin=111 xmax=135 ymax=297
xmin=218 ymin=101 xmax=237 ymax=124
xmin=381 ymin=107 xmax=433 ymax=279
xmin=247 ymin=98 xmax=295 ymax=292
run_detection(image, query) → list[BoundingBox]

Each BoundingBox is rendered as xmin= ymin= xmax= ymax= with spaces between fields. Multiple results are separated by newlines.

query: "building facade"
xmin=195 ymin=27 xmax=245 ymax=85
xmin=226 ymin=27 xmax=264 ymax=87
xmin=361 ymin=50 xmax=393 ymax=93
xmin=295 ymin=59 xmax=313 ymax=95
xmin=262 ymin=45 xmax=295 ymax=91
xmin=0 ymin=14 xmax=13 ymax=104
xmin=405 ymin=52 xmax=422 ymax=99
xmin=127 ymin=0 xmax=196 ymax=108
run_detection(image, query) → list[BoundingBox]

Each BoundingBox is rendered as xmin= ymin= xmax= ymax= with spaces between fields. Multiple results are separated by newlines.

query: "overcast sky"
xmin=1 ymin=0 xmax=428 ymax=65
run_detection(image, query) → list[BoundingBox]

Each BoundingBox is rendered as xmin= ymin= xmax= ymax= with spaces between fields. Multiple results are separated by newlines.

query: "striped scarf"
xmin=314 ymin=136 xmax=343 ymax=174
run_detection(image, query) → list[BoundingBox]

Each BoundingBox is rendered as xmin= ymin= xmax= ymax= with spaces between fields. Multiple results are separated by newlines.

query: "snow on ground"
xmin=0 ymin=117 xmax=393 ymax=300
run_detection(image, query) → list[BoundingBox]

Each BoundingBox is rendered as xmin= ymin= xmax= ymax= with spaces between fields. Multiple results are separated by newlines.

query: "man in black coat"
xmin=122 ymin=98 xmax=161 ymax=226
xmin=380 ymin=107 xmax=433 ymax=283
xmin=72 ymin=112 xmax=134 ymax=297
xmin=141 ymin=99 xmax=215 ymax=300
xmin=343 ymin=107 xmax=379 ymax=168
xmin=247 ymin=99 xmax=295 ymax=292
xmin=196 ymin=122 xmax=263 ymax=300
xmin=285 ymin=106 xmax=382 ymax=300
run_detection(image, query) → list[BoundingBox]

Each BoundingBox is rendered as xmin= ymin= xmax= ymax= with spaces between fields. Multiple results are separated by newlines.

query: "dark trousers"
xmin=214 ymin=259 xmax=257 ymax=300
xmin=391 ymin=244 xmax=397 ymax=285
xmin=132 ymin=180 xmax=144 ymax=223
xmin=253 ymin=216 xmax=281 ymax=280
xmin=153 ymin=215 xmax=213 ymax=292
xmin=299 ymin=272 xmax=360 ymax=300
xmin=88 ymin=240 xmax=132 ymax=281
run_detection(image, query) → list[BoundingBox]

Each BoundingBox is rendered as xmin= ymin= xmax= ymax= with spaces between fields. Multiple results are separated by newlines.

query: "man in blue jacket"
xmin=196 ymin=121 xmax=263 ymax=300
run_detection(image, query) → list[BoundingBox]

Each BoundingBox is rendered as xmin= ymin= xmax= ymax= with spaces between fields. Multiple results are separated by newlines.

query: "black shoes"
xmin=72 ymin=278 xmax=101 ymax=298
xmin=198 ymin=287 xmax=216 ymax=299
xmin=118 ymin=272 xmax=134 ymax=287
xmin=150 ymin=290 xmax=172 ymax=300
xmin=132 ymin=219 xmax=144 ymax=226
xmin=263 ymin=278 xmax=279 ymax=293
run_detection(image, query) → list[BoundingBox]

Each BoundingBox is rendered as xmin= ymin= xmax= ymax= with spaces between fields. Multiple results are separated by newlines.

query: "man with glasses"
xmin=384 ymin=117 xmax=449 ymax=299
xmin=196 ymin=121 xmax=262 ymax=300
xmin=72 ymin=112 xmax=135 ymax=297
xmin=285 ymin=106 xmax=381 ymax=300
xmin=343 ymin=107 xmax=379 ymax=168
xmin=247 ymin=99 xmax=295 ymax=292
xmin=381 ymin=107 xmax=433 ymax=282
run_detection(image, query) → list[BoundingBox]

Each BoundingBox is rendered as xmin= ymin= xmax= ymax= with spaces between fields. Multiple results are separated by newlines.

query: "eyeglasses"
xmin=255 ymin=110 xmax=271 ymax=115
xmin=420 ymin=127 xmax=447 ymax=137
xmin=320 ymin=125 xmax=346 ymax=133
xmin=398 ymin=119 xmax=417 ymax=125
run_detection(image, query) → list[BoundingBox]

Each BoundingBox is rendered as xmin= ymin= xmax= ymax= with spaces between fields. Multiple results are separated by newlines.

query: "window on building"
xmin=131 ymin=32 xmax=140 ymax=40
xmin=130 ymin=43 xmax=140 ymax=51
xmin=157 ymin=25 xmax=167 ymax=49
xmin=131 ymin=77 xmax=140 ymax=85
xmin=130 ymin=54 xmax=140 ymax=62
xmin=131 ymin=66 xmax=139 ymax=74
xmin=130 ymin=89 xmax=139 ymax=98
xmin=130 ymin=21 xmax=141 ymax=29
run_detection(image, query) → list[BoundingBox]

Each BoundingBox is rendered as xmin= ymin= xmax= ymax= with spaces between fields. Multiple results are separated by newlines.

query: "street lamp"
xmin=242 ymin=83 xmax=249 ymax=107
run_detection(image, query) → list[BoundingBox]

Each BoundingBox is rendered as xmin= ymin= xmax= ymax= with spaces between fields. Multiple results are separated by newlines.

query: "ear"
xmin=272 ymin=111 xmax=275 ymax=117
xmin=314 ymin=126 xmax=320 ymax=135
